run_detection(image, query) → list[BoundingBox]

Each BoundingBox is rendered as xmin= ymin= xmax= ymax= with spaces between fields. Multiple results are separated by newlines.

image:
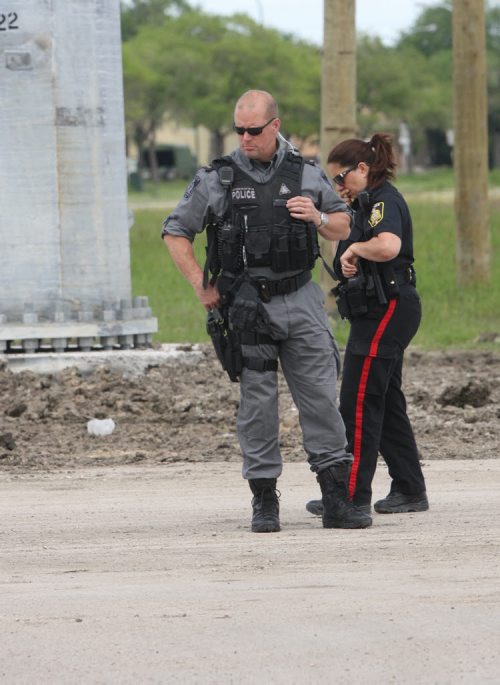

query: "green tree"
xmin=122 ymin=8 xmax=321 ymax=163
xmin=398 ymin=1 xmax=453 ymax=56
xmin=395 ymin=0 xmax=500 ymax=166
xmin=185 ymin=13 xmax=321 ymax=155
xmin=122 ymin=24 xmax=175 ymax=178
xmin=120 ymin=0 xmax=190 ymax=40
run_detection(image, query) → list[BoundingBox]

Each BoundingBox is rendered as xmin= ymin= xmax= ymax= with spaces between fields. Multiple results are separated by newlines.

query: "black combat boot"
xmin=305 ymin=499 xmax=323 ymax=516
xmin=306 ymin=499 xmax=371 ymax=516
xmin=374 ymin=490 xmax=429 ymax=513
xmin=249 ymin=478 xmax=280 ymax=533
xmin=316 ymin=464 xmax=372 ymax=529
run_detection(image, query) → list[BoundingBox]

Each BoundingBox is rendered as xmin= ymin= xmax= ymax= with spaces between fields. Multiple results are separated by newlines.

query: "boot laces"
xmin=253 ymin=487 xmax=280 ymax=510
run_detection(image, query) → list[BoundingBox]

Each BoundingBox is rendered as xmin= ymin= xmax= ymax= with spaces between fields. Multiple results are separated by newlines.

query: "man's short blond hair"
xmin=234 ymin=90 xmax=279 ymax=119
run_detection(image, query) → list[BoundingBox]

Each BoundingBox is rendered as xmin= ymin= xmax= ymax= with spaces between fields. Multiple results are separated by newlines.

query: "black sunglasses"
xmin=233 ymin=117 xmax=276 ymax=136
xmin=332 ymin=165 xmax=358 ymax=186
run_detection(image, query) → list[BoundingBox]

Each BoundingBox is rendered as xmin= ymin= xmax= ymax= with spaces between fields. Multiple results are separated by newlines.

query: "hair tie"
xmin=371 ymin=146 xmax=375 ymax=152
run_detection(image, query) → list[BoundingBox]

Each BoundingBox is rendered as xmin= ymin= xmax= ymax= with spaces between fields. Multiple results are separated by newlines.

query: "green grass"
xmin=410 ymin=198 xmax=500 ymax=348
xmin=130 ymin=188 xmax=500 ymax=350
xmin=130 ymin=209 xmax=209 ymax=342
xmin=128 ymin=178 xmax=188 ymax=204
xmin=396 ymin=167 xmax=500 ymax=194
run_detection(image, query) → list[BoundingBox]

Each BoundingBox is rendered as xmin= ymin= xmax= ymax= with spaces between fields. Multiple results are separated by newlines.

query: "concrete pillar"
xmin=0 ymin=0 xmax=157 ymax=351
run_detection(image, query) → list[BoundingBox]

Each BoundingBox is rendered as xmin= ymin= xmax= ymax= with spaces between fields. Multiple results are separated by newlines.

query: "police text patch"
xmin=184 ymin=174 xmax=201 ymax=200
xmin=232 ymin=187 xmax=256 ymax=200
xmin=368 ymin=201 xmax=384 ymax=228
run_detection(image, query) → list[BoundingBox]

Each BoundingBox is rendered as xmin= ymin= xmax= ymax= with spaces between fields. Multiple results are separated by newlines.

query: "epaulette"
xmin=204 ymin=156 xmax=233 ymax=172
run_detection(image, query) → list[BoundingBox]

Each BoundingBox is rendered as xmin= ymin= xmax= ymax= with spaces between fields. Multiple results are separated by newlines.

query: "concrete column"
xmin=0 ymin=0 xmax=157 ymax=351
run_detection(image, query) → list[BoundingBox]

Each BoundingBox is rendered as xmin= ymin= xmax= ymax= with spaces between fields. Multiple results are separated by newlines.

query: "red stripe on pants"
xmin=348 ymin=299 xmax=397 ymax=498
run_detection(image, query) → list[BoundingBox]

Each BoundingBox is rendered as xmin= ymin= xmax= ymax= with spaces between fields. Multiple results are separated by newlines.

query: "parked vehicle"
xmin=139 ymin=144 xmax=198 ymax=181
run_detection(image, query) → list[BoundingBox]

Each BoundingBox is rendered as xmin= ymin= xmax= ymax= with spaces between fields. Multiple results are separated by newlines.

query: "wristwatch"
xmin=318 ymin=212 xmax=328 ymax=228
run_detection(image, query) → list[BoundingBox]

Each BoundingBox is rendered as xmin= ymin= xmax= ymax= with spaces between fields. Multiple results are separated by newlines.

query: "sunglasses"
xmin=332 ymin=165 xmax=358 ymax=186
xmin=233 ymin=117 xmax=276 ymax=136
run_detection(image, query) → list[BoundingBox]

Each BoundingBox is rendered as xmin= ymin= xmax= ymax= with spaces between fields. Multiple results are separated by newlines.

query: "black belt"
xmin=392 ymin=266 xmax=416 ymax=286
xmin=252 ymin=270 xmax=312 ymax=302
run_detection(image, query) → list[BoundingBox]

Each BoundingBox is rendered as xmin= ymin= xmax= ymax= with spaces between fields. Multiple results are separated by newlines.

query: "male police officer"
xmin=162 ymin=90 xmax=371 ymax=532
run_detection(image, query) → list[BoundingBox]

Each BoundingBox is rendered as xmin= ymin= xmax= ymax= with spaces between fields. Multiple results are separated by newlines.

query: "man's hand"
xmin=193 ymin=280 xmax=220 ymax=311
xmin=163 ymin=234 xmax=220 ymax=311
xmin=286 ymin=195 xmax=319 ymax=224
xmin=286 ymin=196 xmax=351 ymax=240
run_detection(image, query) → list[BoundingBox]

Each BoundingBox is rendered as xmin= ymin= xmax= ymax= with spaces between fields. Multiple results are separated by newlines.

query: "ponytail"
xmin=368 ymin=133 xmax=396 ymax=188
xmin=327 ymin=132 xmax=396 ymax=189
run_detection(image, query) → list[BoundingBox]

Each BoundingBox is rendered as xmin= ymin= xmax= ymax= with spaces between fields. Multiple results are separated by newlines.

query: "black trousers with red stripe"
xmin=339 ymin=286 xmax=426 ymax=506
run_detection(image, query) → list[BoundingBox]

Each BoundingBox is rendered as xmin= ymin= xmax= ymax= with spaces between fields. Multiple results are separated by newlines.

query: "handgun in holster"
xmin=206 ymin=307 xmax=242 ymax=383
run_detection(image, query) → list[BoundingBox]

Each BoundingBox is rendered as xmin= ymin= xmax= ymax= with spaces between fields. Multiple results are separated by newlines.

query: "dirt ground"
xmin=0 ymin=345 xmax=499 ymax=471
xmin=1 ymin=346 xmax=499 ymax=682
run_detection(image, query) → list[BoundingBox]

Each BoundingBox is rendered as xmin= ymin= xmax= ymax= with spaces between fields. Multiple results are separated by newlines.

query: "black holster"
xmin=332 ymin=271 xmax=369 ymax=321
xmin=206 ymin=308 xmax=242 ymax=382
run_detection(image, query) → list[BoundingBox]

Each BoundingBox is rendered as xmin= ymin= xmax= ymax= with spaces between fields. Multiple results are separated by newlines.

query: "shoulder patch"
xmin=368 ymin=201 xmax=384 ymax=228
xmin=183 ymin=174 xmax=201 ymax=200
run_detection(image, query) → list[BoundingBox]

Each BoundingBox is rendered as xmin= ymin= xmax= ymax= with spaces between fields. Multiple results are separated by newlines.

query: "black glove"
xmin=229 ymin=280 xmax=271 ymax=333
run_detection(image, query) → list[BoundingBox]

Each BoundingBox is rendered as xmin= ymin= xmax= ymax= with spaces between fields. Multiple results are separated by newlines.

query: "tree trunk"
xmin=210 ymin=129 xmax=225 ymax=160
xmin=452 ymin=0 xmax=490 ymax=284
xmin=147 ymin=140 xmax=160 ymax=183
xmin=320 ymin=0 xmax=357 ymax=310
xmin=134 ymin=124 xmax=147 ymax=171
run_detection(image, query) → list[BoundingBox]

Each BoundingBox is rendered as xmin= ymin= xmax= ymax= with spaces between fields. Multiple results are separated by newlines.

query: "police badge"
xmin=368 ymin=201 xmax=384 ymax=228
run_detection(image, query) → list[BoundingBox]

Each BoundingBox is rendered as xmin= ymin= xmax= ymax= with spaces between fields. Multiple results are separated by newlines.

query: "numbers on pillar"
xmin=0 ymin=12 xmax=19 ymax=31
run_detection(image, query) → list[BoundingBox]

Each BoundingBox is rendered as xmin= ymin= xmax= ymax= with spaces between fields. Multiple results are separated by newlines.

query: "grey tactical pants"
xmin=238 ymin=279 xmax=353 ymax=480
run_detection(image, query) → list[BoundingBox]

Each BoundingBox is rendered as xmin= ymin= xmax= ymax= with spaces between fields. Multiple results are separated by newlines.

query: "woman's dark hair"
xmin=327 ymin=133 xmax=396 ymax=189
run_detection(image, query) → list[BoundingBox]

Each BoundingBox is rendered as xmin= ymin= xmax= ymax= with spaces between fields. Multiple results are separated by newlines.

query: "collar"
xmin=232 ymin=138 xmax=287 ymax=174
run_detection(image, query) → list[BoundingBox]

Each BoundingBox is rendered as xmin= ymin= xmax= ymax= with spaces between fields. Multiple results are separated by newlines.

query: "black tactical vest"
xmin=210 ymin=152 xmax=319 ymax=274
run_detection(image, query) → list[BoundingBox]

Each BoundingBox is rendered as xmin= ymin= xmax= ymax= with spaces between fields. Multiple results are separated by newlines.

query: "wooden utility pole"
xmin=321 ymin=0 xmax=357 ymax=165
xmin=320 ymin=0 xmax=357 ymax=306
xmin=452 ymin=0 xmax=490 ymax=283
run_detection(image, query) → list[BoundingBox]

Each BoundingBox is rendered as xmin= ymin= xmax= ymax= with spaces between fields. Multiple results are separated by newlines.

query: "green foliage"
xmin=395 ymin=1 xmax=500 ymax=159
xmin=121 ymin=0 xmax=500 ymax=166
xmin=397 ymin=2 xmax=453 ymax=56
xmin=121 ymin=5 xmax=321 ymax=155
xmin=120 ymin=0 xmax=190 ymax=40
xmin=122 ymin=2 xmax=500 ymax=347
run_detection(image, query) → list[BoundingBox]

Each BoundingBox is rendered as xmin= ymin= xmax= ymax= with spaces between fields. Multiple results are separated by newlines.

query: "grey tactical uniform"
xmin=162 ymin=138 xmax=353 ymax=479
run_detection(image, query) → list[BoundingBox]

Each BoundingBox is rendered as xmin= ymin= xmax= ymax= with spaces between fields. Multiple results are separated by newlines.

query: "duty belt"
xmin=252 ymin=270 xmax=312 ymax=302
xmin=391 ymin=266 xmax=416 ymax=287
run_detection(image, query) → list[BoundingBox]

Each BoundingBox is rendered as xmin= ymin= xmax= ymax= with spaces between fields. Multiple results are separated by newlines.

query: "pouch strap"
xmin=242 ymin=357 xmax=278 ymax=372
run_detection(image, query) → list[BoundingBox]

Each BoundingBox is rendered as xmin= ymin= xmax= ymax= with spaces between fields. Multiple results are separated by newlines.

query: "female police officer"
xmin=307 ymin=133 xmax=429 ymax=516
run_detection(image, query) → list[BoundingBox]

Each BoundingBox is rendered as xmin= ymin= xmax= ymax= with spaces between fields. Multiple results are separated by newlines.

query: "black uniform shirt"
xmin=335 ymin=180 xmax=414 ymax=279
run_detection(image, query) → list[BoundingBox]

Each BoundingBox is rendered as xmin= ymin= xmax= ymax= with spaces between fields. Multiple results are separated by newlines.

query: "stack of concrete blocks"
xmin=0 ymin=0 xmax=157 ymax=353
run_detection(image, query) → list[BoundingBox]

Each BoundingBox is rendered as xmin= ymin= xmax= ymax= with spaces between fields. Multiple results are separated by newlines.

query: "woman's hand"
xmin=337 ymin=186 xmax=354 ymax=205
xmin=340 ymin=247 xmax=359 ymax=278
